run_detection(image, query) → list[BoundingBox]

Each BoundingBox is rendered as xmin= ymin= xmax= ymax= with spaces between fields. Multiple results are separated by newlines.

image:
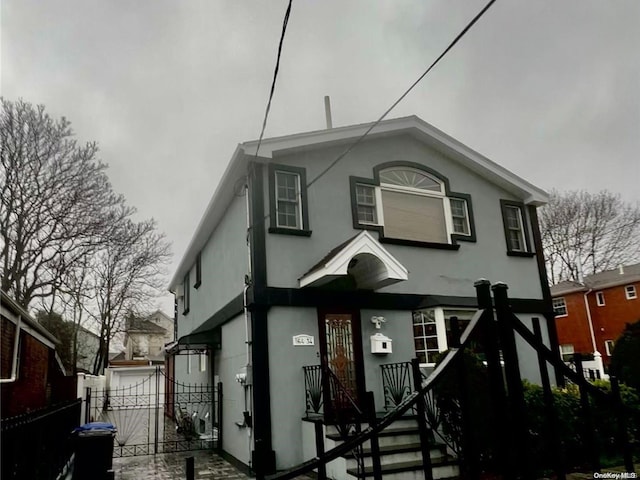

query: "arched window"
xmin=351 ymin=164 xmax=474 ymax=246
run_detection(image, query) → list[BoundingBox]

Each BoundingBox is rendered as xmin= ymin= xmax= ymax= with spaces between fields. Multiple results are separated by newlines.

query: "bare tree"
xmin=540 ymin=189 xmax=640 ymax=284
xmin=90 ymin=217 xmax=170 ymax=374
xmin=1 ymin=98 xmax=126 ymax=308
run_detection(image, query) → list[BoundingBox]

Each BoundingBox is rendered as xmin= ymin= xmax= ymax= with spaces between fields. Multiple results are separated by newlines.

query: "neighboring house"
xmin=75 ymin=325 xmax=100 ymax=373
xmin=0 ymin=290 xmax=76 ymax=418
xmin=167 ymin=115 xmax=557 ymax=475
xmin=551 ymin=263 xmax=640 ymax=368
xmin=123 ymin=310 xmax=174 ymax=364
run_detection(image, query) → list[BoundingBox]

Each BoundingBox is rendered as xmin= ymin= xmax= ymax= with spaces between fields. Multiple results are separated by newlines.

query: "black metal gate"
xmin=86 ymin=367 xmax=222 ymax=457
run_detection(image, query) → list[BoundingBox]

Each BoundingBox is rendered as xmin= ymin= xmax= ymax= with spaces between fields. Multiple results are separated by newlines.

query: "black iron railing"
xmin=380 ymin=361 xmax=414 ymax=410
xmin=277 ymin=279 xmax=638 ymax=480
xmin=1 ymin=398 xmax=81 ymax=480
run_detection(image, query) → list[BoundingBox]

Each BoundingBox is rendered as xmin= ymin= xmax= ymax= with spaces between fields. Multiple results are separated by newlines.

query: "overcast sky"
xmin=3 ymin=1 xmax=639 ymax=314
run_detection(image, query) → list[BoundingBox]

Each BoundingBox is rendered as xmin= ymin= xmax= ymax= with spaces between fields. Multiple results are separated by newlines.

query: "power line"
xmin=248 ymin=0 xmax=498 ymax=227
xmin=254 ymin=0 xmax=293 ymax=160
xmin=236 ymin=0 xmax=294 ymax=197
xmin=306 ymin=0 xmax=497 ymax=189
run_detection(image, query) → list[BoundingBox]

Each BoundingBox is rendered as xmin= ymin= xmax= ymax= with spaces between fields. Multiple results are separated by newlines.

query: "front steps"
xmin=305 ymin=416 xmax=459 ymax=480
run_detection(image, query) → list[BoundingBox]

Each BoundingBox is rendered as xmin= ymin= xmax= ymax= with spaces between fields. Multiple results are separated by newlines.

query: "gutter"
xmin=583 ymin=289 xmax=598 ymax=354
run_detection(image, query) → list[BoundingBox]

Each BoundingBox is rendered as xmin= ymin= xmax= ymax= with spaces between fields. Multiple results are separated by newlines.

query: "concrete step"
xmin=326 ymin=425 xmax=421 ymax=448
xmin=346 ymin=458 xmax=459 ymax=480
xmin=342 ymin=442 xmax=448 ymax=469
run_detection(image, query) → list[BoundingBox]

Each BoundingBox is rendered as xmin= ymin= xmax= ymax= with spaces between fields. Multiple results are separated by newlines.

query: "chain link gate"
xmin=86 ymin=367 xmax=221 ymax=457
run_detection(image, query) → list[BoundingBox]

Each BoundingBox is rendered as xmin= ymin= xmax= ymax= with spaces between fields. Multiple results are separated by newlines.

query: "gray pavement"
xmin=112 ymin=451 xmax=250 ymax=480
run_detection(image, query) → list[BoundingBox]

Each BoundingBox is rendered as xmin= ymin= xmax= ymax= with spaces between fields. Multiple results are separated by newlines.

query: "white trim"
xmin=604 ymin=340 xmax=614 ymax=356
xmin=625 ymin=284 xmax=637 ymax=300
xmin=299 ymin=230 xmax=408 ymax=289
xmin=552 ymin=297 xmax=568 ymax=317
xmin=170 ymin=115 xmax=549 ymax=290
xmin=274 ymin=170 xmax=303 ymax=229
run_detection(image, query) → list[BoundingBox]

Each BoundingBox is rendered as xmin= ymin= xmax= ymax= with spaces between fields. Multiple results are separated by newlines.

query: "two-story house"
xmin=551 ymin=263 xmax=640 ymax=368
xmin=123 ymin=310 xmax=174 ymax=363
xmin=168 ymin=115 xmax=557 ymax=476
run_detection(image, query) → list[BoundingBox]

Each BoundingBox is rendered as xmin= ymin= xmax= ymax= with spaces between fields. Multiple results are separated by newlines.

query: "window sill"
xmin=268 ymin=227 xmax=312 ymax=237
xmin=380 ymin=237 xmax=460 ymax=250
xmin=506 ymin=251 xmax=536 ymax=258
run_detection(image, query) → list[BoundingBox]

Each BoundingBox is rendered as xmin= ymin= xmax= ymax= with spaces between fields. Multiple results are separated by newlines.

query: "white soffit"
xmin=299 ymin=231 xmax=409 ymax=289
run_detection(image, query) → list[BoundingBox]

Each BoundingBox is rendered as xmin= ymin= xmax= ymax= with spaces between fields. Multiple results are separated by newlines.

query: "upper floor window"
xmin=625 ymin=285 xmax=637 ymax=300
xmin=500 ymin=200 xmax=534 ymax=256
xmin=552 ymin=297 xmax=567 ymax=317
xmin=350 ymin=163 xmax=475 ymax=248
xmin=268 ymin=164 xmax=311 ymax=236
xmin=595 ymin=291 xmax=605 ymax=306
xmin=194 ymin=252 xmax=202 ymax=289
xmin=183 ymin=272 xmax=190 ymax=315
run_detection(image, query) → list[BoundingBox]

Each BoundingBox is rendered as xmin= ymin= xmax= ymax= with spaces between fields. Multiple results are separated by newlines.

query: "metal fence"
xmin=1 ymin=398 xmax=82 ymax=480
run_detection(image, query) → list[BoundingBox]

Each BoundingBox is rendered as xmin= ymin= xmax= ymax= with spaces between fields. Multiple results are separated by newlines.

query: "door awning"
xmin=167 ymin=328 xmax=221 ymax=354
xmin=299 ymin=231 xmax=408 ymax=290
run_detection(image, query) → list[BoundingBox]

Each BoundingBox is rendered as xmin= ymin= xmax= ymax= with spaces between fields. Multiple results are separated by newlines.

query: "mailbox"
xmin=370 ymin=333 xmax=392 ymax=354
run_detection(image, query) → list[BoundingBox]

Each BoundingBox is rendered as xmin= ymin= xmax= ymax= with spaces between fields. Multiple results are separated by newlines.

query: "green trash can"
xmin=72 ymin=422 xmax=116 ymax=480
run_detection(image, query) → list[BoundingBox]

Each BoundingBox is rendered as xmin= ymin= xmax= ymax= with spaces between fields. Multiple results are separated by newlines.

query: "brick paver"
xmin=112 ymin=451 xmax=250 ymax=480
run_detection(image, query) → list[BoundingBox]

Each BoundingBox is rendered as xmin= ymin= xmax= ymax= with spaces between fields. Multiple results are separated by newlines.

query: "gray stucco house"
xmin=168 ymin=115 xmax=557 ymax=476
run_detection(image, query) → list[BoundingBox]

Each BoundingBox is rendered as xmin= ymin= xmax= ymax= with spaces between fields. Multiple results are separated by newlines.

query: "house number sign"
xmin=293 ymin=334 xmax=314 ymax=346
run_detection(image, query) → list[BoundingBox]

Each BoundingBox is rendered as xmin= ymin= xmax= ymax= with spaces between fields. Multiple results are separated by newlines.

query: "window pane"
xmin=276 ymin=172 xmax=298 ymax=201
xmin=380 ymin=168 xmax=442 ymax=192
xmin=277 ymin=201 xmax=299 ymax=228
xmin=425 ymin=337 xmax=439 ymax=350
xmin=505 ymin=207 xmax=521 ymax=229
xmin=508 ymin=230 xmax=523 ymax=251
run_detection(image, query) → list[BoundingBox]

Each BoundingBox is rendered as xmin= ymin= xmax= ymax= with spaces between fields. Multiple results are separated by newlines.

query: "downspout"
xmin=583 ymin=289 xmax=598 ymax=354
xmin=0 ymin=314 xmax=22 ymax=383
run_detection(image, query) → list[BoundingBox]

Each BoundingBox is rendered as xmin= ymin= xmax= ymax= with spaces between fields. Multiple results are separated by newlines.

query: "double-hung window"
xmin=269 ymin=164 xmax=311 ymax=235
xmin=355 ymin=184 xmax=378 ymax=224
xmin=552 ymin=297 xmax=567 ymax=317
xmin=625 ymin=285 xmax=637 ymax=300
xmin=275 ymin=171 xmax=301 ymax=228
xmin=560 ymin=344 xmax=574 ymax=362
xmin=350 ymin=164 xmax=475 ymax=247
xmin=500 ymin=200 xmax=533 ymax=256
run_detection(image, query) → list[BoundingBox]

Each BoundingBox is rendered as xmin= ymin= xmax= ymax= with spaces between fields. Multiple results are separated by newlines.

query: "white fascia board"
xmin=299 ymin=231 xmax=408 ymax=288
xmin=243 ymin=115 xmax=548 ymax=205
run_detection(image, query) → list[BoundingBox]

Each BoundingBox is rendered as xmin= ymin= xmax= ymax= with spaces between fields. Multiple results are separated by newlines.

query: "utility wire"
xmin=306 ymin=0 xmax=497 ymax=189
xmin=248 ymin=0 xmax=498 ymax=227
xmin=254 ymin=0 xmax=293 ymax=161
xmin=235 ymin=0 xmax=294 ymax=197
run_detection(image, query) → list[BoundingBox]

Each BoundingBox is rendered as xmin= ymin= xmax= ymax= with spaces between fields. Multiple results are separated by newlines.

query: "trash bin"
xmin=72 ymin=422 xmax=117 ymax=480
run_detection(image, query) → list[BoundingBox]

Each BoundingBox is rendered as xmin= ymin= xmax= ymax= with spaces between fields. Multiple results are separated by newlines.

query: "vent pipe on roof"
xmin=619 ymin=264 xmax=625 ymax=275
xmin=324 ymin=96 xmax=333 ymax=129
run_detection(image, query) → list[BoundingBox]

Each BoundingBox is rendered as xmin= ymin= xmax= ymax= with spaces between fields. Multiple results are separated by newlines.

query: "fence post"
xmin=313 ymin=420 xmax=327 ymax=480
xmin=154 ymin=365 xmax=160 ymax=454
xmin=217 ymin=382 xmax=224 ymax=454
xmin=85 ymin=387 xmax=92 ymax=424
xmin=492 ymin=282 xmax=531 ymax=480
xmin=574 ymin=354 xmax=600 ymax=473
xmin=474 ymin=279 xmax=509 ymax=476
xmin=365 ymin=392 xmax=383 ymax=480
xmin=610 ymin=376 xmax=634 ymax=473
xmin=450 ymin=316 xmax=480 ymax=480
xmin=410 ymin=358 xmax=433 ymax=480
xmin=186 ymin=456 xmax=195 ymax=480
xmin=532 ymin=317 xmax=566 ymax=480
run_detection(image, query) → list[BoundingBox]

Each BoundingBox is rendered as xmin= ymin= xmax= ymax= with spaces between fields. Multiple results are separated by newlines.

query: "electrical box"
xmin=370 ymin=333 xmax=392 ymax=354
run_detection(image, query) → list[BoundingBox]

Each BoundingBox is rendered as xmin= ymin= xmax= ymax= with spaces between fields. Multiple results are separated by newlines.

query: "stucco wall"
xmin=177 ymin=194 xmax=249 ymax=339
xmin=262 ymin=134 xmax=543 ymax=300
xmin=214 ymin=314 xmax=253 ymax=467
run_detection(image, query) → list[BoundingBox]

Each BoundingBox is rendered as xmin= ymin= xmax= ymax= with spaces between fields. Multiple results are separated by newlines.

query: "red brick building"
xmin=1 ymin=290 xmax=76 ymax=418
xmin=551 ymin=263 xmax=640 ymax=368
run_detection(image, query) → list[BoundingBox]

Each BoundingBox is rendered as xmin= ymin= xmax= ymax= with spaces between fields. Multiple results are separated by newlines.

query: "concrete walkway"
xmin=112 ymin=451 xmax=250 ymax=480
